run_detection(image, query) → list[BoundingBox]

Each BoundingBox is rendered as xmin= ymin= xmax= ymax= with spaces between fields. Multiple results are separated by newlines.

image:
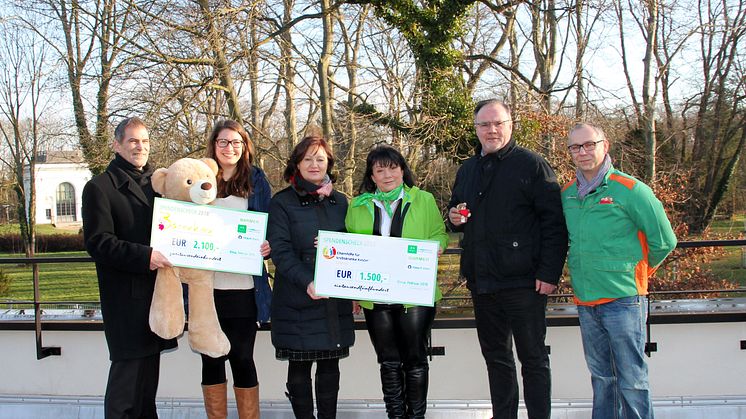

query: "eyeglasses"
xmin=474 ymin=120 xmax=512 ymax=130
xmin=216 ymin=139 xmax=244 ymax=149
xmin=568 ymin=140 xmax=605 ymax=154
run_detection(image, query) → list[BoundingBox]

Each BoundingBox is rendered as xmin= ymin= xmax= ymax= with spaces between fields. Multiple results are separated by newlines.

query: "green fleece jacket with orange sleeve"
xmin=561 ymin=168 xmax=677 ymax=304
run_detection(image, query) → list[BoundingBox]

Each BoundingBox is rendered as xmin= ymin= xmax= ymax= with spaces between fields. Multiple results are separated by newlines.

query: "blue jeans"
xmin=577 ymin=296 xmax=653 ymax=419
xmin=472 ymin=289 xmax=551 ymax=419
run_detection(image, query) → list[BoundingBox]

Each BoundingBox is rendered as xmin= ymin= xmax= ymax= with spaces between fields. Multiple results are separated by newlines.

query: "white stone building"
xmin=23 ymin=150 xmax=92 ymax=225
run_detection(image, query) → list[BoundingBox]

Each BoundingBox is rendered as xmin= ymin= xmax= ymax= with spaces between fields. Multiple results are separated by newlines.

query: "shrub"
xmin=0 ymin=234 xmax=25 ymax=253
xmin=0 ymin=233 xmax=85 ymax=253
xmin=36 ymin=234 xmax=85 ymax=253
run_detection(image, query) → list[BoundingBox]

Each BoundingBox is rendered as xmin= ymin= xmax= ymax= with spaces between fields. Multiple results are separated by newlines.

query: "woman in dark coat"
xmin=268 ymin=135 xmax=354 ymax=419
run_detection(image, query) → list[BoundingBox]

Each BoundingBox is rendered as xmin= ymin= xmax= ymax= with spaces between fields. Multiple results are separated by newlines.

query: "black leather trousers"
xmin=364 ymin=304 xmax=436 ymax=419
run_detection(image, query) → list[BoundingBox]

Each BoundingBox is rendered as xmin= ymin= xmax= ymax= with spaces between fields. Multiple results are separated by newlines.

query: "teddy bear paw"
xmin=149 ymin=313 xmax=185 ymax=339
xmin=190 ymin=330 xmax=231 ymax=358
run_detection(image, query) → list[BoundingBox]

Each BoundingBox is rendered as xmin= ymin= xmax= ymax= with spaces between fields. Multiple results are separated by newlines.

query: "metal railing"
xmin=2 ymin=239 xmax=746 ymax=360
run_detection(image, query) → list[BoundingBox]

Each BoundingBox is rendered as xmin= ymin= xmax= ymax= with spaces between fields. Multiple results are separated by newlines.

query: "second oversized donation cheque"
xmin=314 ymin=230 xmax=440 ymax=306
xmin=149 ymin=197 xmax=268 ymax=275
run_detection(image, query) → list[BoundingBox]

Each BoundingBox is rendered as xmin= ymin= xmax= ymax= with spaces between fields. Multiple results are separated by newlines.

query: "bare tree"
xmin=18 ymin=0 xmax=136 ymax=175
xmin=656 ymin=0 xmax=695 ymax=164
xmin=122 ymin=0 xmax=245 ymax=122
xmin=530 ymin=0 xmax=560 ymax=112
xmin=0 ymin=23 xmax=52 ymax=256
xmin=641 ymin=0 xmax=659 ymax=183
xmin=278 ymin=0 xmax=299 ymax=153
xmin=569 ymin=0 xmax=609 ymax=118
xmin=461 ymin=2 xmax=516 ymax=95
xmin=318 ymin=0 xmax=336 ymax=140
xmin=614 ymin=0 xmax=660 ymax=182
xmin=361 ymin=16 xmax=416 ymax=148
xmin=334 ymin=4 xmax=370 ymax=195
xmin=574 ymin=0 xmax=586 ymax=118
xmin=466 ymin=0 xmax=576 ymax=143
xmin=684 ymin=0 xmax=746 ymax=232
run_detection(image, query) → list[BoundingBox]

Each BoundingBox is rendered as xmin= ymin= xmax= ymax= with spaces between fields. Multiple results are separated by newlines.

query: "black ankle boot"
xmin=286 ymin=381 xmax=315 ymax=419
xmin=380 ymin=361 xmax=406 ymax=418
xmin=404 ymin=363 xmax=429 ymax=419
xmin=314 ymin=372 xmax=340 ymax=419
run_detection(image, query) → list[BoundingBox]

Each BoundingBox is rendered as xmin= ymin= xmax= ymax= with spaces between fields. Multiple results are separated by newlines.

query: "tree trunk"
xmin=198 ymin=0 xmax=243 ymax=125
xmin=318 ymin=0 xmax=335 ymax=142
xmin=249 ymin=14 xmax=261 ymax=144
xmin=282 ymin=0 xmax=298 ymax=153
xmin=531 ymin=0 xmax=557 ymax=114
xmin=641 ymin=0 xmax=659 ymax=184
xmin=574 ymin=0 xmax=585 ymax=119
xmin=56 ymin=1 xmax=97 ymax=173
xmin=94 ymin=0 xmax=118 ymax=172
xmin=337 ymin=6 xmax=368 ymax=196
xmin=508 ymin=20 xmax=518 ymax=109
xmin=615 ymin=0 xmax=642 ymax=124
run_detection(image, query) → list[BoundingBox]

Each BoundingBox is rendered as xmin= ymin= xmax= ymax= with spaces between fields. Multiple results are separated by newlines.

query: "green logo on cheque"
xmin=237 ymin=224 xmax=247 ymax=233
xmin=407 ymin=245 xmax=417 ymax=254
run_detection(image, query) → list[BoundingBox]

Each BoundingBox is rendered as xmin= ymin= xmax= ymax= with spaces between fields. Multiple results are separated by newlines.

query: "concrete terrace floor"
xmin=2 ymin=396 xmax=746 ymax=418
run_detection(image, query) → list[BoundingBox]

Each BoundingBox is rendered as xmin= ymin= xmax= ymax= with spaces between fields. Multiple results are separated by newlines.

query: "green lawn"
xmin=0 ymin=223 xmax=80 ymax=235
xmin=709 ymin=213 xmax=746 ymax=235
xmin=708 ymin=247 xmax=746 ymax=286
xmin=0 ymin=251 xmax=99 ymax=302
xmin=1 ymin=223 xmax=94 ymax=302
xmin=705 ymin=214 xmax=746 ymax=285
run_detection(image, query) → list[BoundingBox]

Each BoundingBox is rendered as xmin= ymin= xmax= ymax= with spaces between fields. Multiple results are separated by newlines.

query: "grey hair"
xmin=114 ymin=117 xmax=147 ymax=143
xmin=569 ymin=122 xmax=607 ymax=142
xmin=474 ymin=99 xmax=512 ymax=118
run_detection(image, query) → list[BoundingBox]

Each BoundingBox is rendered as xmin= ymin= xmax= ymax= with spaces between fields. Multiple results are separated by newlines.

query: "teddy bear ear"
xmin=201 ymin=158 xmax=219 ymax=176
xmin=151 ymin=168 xmax=168 ymax=194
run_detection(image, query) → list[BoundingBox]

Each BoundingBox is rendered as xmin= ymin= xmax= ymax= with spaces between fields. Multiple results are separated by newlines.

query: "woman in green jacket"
xmin=345 ymin=145 xmax=448 ymax=419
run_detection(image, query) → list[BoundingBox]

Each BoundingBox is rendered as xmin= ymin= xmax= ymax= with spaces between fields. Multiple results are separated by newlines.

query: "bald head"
xmin=567 ymin=122 xmax=609 ymax=181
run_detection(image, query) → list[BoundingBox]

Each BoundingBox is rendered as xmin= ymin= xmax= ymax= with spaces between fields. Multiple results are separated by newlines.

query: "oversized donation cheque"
xmin=150 ymin=197 xmax=268 ymax=275
xmin=314 ymin=230 xmax=440 ymax=306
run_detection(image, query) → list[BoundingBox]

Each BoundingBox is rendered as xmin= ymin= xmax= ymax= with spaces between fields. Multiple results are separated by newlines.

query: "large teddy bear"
xmin=148 ymin=157 xmax=230 ymax=358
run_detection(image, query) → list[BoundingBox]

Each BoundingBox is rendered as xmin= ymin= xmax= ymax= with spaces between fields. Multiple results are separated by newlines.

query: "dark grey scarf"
xmin=576 ymin=154 xmax=612 ymax=199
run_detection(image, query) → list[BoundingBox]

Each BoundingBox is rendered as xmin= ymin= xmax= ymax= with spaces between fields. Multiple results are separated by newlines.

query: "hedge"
xmin=0 ymin=233 xmax=85 ymax=253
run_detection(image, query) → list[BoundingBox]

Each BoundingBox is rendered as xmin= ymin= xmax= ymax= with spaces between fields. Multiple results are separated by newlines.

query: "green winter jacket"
xmin=561 ymin=168 xmax=677 ymax=304
xmin=345 ymin=185 xmax=449 ymax=309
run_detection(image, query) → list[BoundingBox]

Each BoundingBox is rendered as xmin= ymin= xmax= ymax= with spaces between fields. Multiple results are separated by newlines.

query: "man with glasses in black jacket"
xmin=448 ymin=99 xmax=568 ymax=419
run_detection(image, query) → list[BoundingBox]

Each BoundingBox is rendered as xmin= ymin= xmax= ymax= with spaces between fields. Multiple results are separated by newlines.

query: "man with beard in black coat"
xmin=82 ymin=117 xmax=176 ymax=419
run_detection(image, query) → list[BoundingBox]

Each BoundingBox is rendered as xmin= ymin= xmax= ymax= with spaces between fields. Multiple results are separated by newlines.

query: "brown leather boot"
xmin=202 ymin=382 xmax=228 ymax=419
xmin=234 ymin=385 xmax=260 ymax=419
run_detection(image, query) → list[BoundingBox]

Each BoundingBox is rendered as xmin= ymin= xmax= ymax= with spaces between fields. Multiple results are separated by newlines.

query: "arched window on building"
xmin=56 ymin=182 xmax=76 ymax=222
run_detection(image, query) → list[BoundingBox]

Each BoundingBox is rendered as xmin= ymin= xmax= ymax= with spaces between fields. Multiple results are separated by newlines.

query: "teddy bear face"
xmin=151 ymin=158 xmax=219 ymax=204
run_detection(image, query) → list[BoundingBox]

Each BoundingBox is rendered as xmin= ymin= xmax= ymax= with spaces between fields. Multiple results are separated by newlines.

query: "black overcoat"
xmin=82 ymin=158 xmax=177 ymax=361
xmin=267 ymin=186 xmax=355 ymax=351
xmin=448 ymin=139 xmax=569 ymax=294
